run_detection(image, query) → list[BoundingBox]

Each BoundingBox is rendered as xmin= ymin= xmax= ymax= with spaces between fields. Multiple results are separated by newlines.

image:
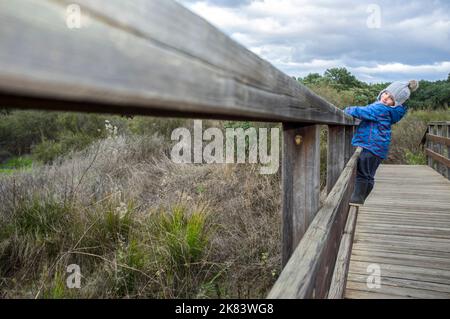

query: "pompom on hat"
xmin=377 ymin=80 xmax=419 ymax=106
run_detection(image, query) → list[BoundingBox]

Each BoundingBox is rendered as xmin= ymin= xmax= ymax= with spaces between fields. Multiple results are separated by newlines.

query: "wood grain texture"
xmin=327 ymin=125 xmax=346 ymax=194
xmin=268 ymin=147 xmax=361 ymax=299
xmin=328 ymin=205 xmax=358 ymax=299
xmin=281 ymin=124 xmax=320 ymax=266
xmin=447 ymin=125 xmax=450 ymax=179
xmin=426 ymin=133 xmax=450 ymax=147
xmin=425 ymin=149 xmax=450 ymax=169
xmin=344 ymin=125 xmax=354 ymax=166
xmin=0 ymin=0 xmax=355 ymax=125
xmin=345 ymin=165 xmax=450 ymax=299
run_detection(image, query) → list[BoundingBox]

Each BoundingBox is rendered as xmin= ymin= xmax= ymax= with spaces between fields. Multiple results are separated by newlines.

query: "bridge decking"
xmin=345 ymin=165 xmax=450 ymax=299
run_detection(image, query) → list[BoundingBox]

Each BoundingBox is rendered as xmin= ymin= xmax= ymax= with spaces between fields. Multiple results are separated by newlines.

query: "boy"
xmin=344 ymin=80 xmax=419 ymax=206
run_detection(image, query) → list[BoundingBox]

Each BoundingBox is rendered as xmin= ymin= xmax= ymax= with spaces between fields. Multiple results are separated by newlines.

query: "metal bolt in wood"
xmin=295 ymin=135 xmax=302 ymax=145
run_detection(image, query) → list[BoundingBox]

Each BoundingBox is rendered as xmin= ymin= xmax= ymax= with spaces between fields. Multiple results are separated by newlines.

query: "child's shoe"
xmin=349 ymin=181 xmax=368 ymax=206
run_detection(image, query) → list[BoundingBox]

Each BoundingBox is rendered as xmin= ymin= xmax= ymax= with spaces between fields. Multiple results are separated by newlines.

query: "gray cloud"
xmin=177 ymin=0 xmax=450 ymax=82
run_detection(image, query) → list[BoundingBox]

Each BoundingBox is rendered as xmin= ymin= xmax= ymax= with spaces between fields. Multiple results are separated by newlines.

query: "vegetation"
xmin=297 ymin=68 xmax=450 ymax=110
xmin=0 ymin=68 xmax=448 ymax=298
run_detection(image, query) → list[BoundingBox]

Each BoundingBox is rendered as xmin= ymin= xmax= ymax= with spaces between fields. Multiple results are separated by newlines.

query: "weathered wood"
xmin=328 ymin=205 xmax=358 ymax=299
xmin=427 ymin=125 xmax=433 ymax=168
xmin=268 ymin=147 xmax=361 ymax=299
xmin=0 ymin=0 xmax=355 ymax=125
xmin=327 ymin=126 xmax=346 ymax=194
xmin=281 ymin=124 xmax=321 ymax=266
xmin=425 ymin=149 xmax=450 ymax=168
xmin=432 ymin=125 xmax=440 ymax=171
xmin=426 ymin=134 xmax=450 ymax=147
xmin=447 ymin=125 xmax=450 ymax=179
xmin=346 ymin=280 xmax=450 ymax=299
xmin=438 ymin=125 xmax=445 ymax=175
xmin=344 ymin=125 xmax=354 ymax=166
xmin=345 ymin=165 xmax=450 ymax=299
xmin=429 ymin=121 xmax=450 ymax=125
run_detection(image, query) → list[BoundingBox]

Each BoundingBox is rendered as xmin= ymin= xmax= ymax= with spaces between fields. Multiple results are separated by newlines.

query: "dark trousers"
xmin=350 ymin=148 xmax=383 ymax=204
xmin=356 ymin=148 xmax=383 ymax=188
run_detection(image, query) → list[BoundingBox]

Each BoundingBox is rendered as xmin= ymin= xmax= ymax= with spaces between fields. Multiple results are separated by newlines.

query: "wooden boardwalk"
xmin=345 ymin=165 xmax=450 ymax=299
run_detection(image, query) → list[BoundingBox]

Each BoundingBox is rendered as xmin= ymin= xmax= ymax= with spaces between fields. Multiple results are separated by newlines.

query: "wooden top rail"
xmin=428 ymin=121 xmax=450 ymax=125
xmin=0 ymin=0 xmax=356 ymax=125
xmin=268 ymin=147 xmax=362 ymax=299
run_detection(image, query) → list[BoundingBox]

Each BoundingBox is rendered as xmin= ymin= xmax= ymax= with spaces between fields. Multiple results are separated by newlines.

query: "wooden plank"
xmin=281 ymin=124 xmax=321 ymax=266
xmin=358 ymin=214 xmax=450 ymax=225
xmin=429 ymin=121 xmax=450 ymax=125
xmin=354 ymin=233 xmax=450 ymax=246
xmin=348 ymin=261 xmax=450 ymax=285
xmin=352 ymin=243 xmax=450 ymax=259
xmin=354 ymin=223 xmax=450 ymax=239
xmin=348 ymin=274 xmax=450 ymax=293
xmin=345 ymin=288 xmax=412 ymax=299
xmin=327 ymin=125 xmax=346 ymax=194
xmin=351 ymin=249 xmax=450 ymax=270
xmin=268 ymin=147 xmax=361 ymax=299
xmin=328 ymin=206 xmax=358 ymax=299
xmin=346 ymin=280 xmax=450 ymax=299
xmin=350 ymin=251 xmax=450 ymax=271
xmin=426 ymin=133 xmax=450 ymax=147
xmin=0 ymin=0 xmax=356 ymax=125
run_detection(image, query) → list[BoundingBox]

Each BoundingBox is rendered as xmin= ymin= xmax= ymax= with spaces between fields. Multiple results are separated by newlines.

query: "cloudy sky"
xmin=177 ymin=0 xmax=450 ymax=83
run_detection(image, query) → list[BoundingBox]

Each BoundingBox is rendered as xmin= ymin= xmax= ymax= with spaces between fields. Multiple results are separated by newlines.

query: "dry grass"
xmin=0 ymin=134 xmax=281 ymax=298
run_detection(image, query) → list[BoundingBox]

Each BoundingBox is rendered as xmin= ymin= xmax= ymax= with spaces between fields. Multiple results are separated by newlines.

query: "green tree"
xmin=324 ymin=67 xmax=364 ymax=90
xmin=299 ymin=73 xmax=324 ymax=85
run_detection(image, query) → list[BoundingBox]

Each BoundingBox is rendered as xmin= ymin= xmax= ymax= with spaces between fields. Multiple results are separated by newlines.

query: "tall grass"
xmin=0 ymin=134 xmax=280 ymax=298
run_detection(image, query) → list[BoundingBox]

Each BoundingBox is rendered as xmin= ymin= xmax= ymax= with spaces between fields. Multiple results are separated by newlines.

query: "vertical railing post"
xmin=344 ymin=125 xmax=354 ymax=166
xmin=327 ymin=125 xmax=346 ymax=194
xmin=438 ymin=124 xmax=445 ymax=176
xmin=447 ymin=123 xmax=450 ymax=180
xmin=427 ymin=124 xmax=433 ymax=168
xmin=281 ymin=123 xmax=320 ymax=267
xmin=432 ymin=124 xmax=438 ymax=171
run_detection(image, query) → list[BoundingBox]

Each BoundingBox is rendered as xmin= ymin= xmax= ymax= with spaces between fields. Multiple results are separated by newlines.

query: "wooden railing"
xmin=423 ymin=121 xmax=450 ymax=180
xmin=0 ymin=0 xmax=360 ymax=299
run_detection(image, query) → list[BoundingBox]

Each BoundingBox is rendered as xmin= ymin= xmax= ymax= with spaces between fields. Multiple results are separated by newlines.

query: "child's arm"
xmin=344 ymin=103 xmax=380 ymax=121
xmin=391 ymin=105 xmax=408 ymax=124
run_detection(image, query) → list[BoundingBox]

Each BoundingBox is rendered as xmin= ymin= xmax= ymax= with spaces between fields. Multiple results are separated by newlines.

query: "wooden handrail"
xmin=0 ymin=0 xmax=355 ymax=125
xmin=0 ymin=0 xmax=362 ymax=299
xmin=327 ymin=205 xmax=358 ymax=299
xmin=268 ymin=147 xmax=362 ymax=299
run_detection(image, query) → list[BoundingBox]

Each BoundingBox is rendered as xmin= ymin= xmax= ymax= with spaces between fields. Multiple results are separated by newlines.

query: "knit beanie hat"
xmin=377 ymin=80 xmax=419 ymax=106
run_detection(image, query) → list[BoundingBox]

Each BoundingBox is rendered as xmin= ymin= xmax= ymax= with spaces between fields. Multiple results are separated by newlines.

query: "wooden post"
xmin=432 ymin=125 xmax=438 ymax=171
xmin=344 ymin=125 xmax=354 ymax=166
xmin=427 ymin=124 xmax=433 ymax=168
xmin=281 ymin=123 xmax=320 ymax=267
xmin=438 ymin=125 xmax=445 ymax=176
xmin=447 ymin=124 xmax=450 ymax=180
xmin=327 ymin=125 xmax=346 ymax=194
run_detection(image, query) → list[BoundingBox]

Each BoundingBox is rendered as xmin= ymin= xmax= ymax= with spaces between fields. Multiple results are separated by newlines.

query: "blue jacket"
xmin=344 ymin=102 xmax=407 ymax=159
